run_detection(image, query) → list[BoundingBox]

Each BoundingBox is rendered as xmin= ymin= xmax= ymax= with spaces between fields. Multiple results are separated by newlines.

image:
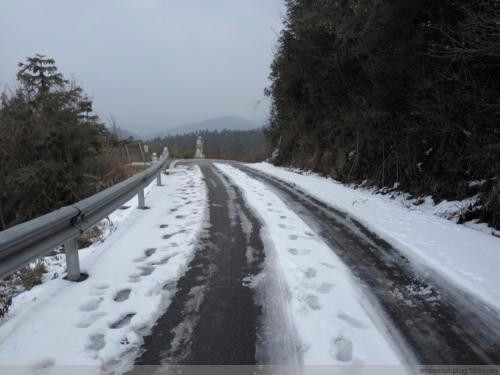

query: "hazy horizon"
xmin=122 ymin=114 xmax=263 ymax=138
xmin=0 ymin=0 xmax=284 ymax=133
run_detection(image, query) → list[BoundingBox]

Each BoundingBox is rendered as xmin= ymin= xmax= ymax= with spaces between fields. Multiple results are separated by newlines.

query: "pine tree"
xmin=16 ymin=54 xmax=67 ymax=98
xmin=0 ymin=55 xmax=110 ymax=229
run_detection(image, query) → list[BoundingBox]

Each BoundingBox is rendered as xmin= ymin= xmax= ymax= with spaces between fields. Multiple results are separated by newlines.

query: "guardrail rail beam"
xmin=0 ymin=149 xmax=170 ymax=282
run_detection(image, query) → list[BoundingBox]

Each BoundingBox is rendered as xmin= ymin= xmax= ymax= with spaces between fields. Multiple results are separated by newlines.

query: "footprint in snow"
xmin=110 ymin=313 xmax=136 ymax=329
xmin=288 ymin=248 xmax=312 ymax=255
xmin=305 ymin=295 xmax=322 ymax=310
xmin=114 ymin=289 xmax=131 ymax=302
xmin=163 ymin=230 xmax=187 ymax=240
xmin=163 ymin=280 xmax=177 ymax=292
xmin=331 ymin=335 xmax=353 ymax=362
xmin=144 ymin=248 xmax=156 ymax=257
xmin=289 ymin=234 xmax=299 ymax=240
xmin=79 ymin=297 xmax=103 ymax=312
xmin=133 ymin=248 xmax=156 ymax=263
xmin=318 ymin=283 xmax=334 ymax=293
xmin=137 ymin=266 xmax=155 ymax=276
xmin=149 ymin=253 xmax=178 ymax=266
xmin=159 ymin=224 xmax=169 ymax=229
xmin=303 ymin=268 xmax=317 ymax=279
xmin=86 ymin=334 xmax=105 ymax=351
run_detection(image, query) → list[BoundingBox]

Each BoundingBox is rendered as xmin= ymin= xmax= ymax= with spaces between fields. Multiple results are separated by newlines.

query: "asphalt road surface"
xmin=132 ymin=160 xmax=500 ymax=367
xmin=134 ymin=162 xmax=265 ymax=366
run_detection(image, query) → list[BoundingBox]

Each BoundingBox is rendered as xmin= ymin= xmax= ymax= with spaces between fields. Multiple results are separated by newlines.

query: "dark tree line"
xmin=266 ymin=0 xmax=500 ymax=228
xmin=0 ymin=55 xmax=128 ymax=230
xmin=148 ymin=128 xmax=270 ymax=162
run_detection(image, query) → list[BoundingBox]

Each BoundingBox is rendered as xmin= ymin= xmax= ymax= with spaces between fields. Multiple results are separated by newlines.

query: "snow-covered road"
xmin=1 ymin=160 xmax=500 ymax=373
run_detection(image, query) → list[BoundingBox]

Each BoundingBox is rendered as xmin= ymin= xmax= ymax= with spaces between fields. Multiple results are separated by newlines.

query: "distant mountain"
xmin=151 ymin=116 xmax=260 ymax=138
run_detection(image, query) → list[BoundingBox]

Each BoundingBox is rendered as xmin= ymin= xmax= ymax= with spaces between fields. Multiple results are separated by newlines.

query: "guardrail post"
xmin=138 ymin=186 xmax=146 ymax=209
xmin=64 ymin=237 xmax=81 ymax=281
xmin=156 ymin=172 xmax=162 ymax=186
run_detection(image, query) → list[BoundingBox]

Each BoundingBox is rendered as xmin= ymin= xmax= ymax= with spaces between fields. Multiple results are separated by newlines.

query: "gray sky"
xmin=0 ymin=0 xmax=283 ymax=134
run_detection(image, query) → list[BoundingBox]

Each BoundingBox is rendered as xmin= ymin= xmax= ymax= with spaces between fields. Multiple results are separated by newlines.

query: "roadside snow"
xmin=215 ymin=163 xmax=401 ymax=366
xmin=0 ymin=180 xmax=153 ymax=307
xmin=0 ymin=166 xmax=207 ymax=373
xmin=248 ymin=162 xmax=500 ymax=311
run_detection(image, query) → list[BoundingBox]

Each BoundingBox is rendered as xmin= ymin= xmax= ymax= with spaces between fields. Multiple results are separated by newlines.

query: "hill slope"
xmin=153 ymin=116 xmax=259 ymax=137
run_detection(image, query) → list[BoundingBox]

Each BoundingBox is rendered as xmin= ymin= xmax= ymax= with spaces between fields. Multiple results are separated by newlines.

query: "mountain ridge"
xmin=150 ymin=116 xmax=260 ymax=138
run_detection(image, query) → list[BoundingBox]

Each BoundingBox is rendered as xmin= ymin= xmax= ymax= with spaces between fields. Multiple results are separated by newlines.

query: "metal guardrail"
xmin=0 ymin=149 xmax=170 ymax=281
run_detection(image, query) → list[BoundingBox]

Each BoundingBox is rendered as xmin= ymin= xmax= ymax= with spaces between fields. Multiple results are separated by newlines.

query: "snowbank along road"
xmin=1 ymin=160 xmax=500 ymax=373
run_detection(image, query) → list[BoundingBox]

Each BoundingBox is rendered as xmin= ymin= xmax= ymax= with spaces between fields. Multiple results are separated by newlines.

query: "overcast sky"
xmin=0 ymin=0 xmax=284 ymax=134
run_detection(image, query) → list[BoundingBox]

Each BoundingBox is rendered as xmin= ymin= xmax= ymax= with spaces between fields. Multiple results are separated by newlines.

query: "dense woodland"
xmin=148 ymin=128 xmax=270 ymax=162
xmin=266 ymin=0 xmax=500 ymax=228
xmin=0 ymin=55 xmax=129 ymax=230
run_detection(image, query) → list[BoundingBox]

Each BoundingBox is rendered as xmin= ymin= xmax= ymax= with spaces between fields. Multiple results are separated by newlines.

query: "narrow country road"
xmin=135 ymin=162 xmax=266 ymax=365
xmin=132 ymin=160 xmax=500 ymax=368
